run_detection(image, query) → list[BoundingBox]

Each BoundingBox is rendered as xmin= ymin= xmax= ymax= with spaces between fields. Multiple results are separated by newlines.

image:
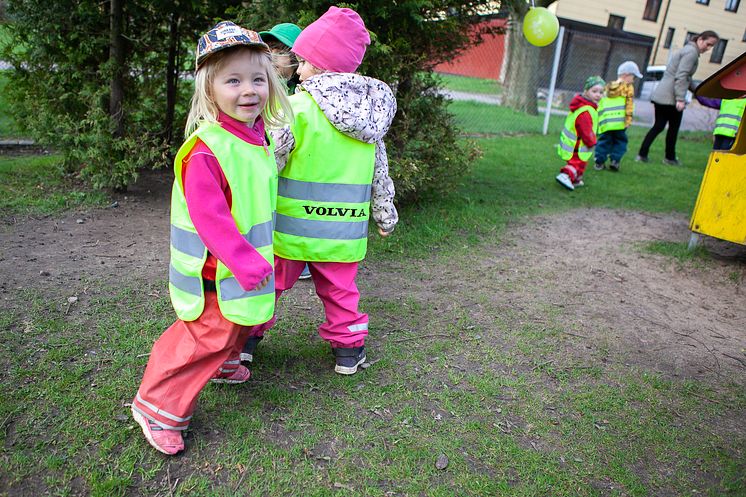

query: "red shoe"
xmin=210 ymin=364 xmax=251 ymax=384
xmin=131 ymin=406 xmax=184 ymax=455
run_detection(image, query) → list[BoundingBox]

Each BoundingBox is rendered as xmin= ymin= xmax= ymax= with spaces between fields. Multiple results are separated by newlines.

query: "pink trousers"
xmin=132 ymin=291 xmax=266 ymax=430
xmin=248 ymin=257 xmax=368 ymax=348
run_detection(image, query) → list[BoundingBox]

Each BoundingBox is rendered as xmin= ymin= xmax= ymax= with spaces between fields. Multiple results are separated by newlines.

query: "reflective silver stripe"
xmin=348 ymin=323 xmax=369 ymax=332
xmin=561 ymin=128 xmax=577 ymax=141
xmin=601 ymin=105 xmax=625 ymax=112
xmin=578 ymin=146 xmax=593 ymax=153
xmin=219 ymin=367 xmax=237 ymax=373
xmin=224 ymin=360 xmax=240 ymax=365
xmin=219 ymin=273 xmax=275 ymax=301
xmin=132 ymin=405 xmax=189 ymax=431
xmin=243 ymin=219 xmax=273 ymax=248
xmin=716 ymin=123 xmax=739 ymax=131
xmin=169 ymin=264 xmax=203 ymax=297
xmin=718 ymin=113 xmax=742 ymax=121
xmin=559 ymin=140 xmax=576 ymax=153
xmin=275 ymin=213 xmax=368 ymax=240
xmin=171 ymin=225 xmax=205 ymax=258
xmin=599 ymin=117 xmax=625 ymax=126
xmin=279 ymin=177 xmax=371 ymax=203
xmin=136 ymin=393 xmax=192 ymax=422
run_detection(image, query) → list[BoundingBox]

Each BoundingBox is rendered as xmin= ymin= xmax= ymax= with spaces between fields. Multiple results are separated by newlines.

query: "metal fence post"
xmin=542 ymin=26 xmax=565 ymax=136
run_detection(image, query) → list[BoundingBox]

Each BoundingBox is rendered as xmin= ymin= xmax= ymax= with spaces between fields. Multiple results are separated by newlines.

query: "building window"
xmin=710 ymin=39 xmax=727 ymax=63
xmin=696 ymin=0 xmax=709 ymax=4
xmin=725 ymin=0 xmax=740 ymax=11
xmin=686 ymin=31 xmax=698 ymax=44
xmin=608 ymin=15 xmax=625 ymax=30
xmin=664 ymin=27 xmax=676 ymax=48
xmin=643 ymin=0 xmax=662 ymax=21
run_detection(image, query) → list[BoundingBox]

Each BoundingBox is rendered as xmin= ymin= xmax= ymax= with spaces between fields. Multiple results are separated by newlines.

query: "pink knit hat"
xmin=292 ymin=6 xmax=371 ymax=73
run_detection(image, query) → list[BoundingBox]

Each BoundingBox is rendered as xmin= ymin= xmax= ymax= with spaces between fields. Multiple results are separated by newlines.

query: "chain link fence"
xmin=436 ymin=17 xmax=719 ymax=137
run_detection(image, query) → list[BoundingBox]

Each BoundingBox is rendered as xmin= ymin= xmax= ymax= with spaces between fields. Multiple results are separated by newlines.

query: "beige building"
xmin=550 ymin=0 xmax=745 ymax=80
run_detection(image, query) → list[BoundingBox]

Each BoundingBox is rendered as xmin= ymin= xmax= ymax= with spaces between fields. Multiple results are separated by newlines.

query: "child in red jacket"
xmin=556 ymin=76 xmax=605 ymax=190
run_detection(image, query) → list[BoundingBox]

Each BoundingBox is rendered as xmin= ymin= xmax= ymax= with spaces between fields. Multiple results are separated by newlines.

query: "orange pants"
xmin=132 ymin=291 xmax=264 ymax=430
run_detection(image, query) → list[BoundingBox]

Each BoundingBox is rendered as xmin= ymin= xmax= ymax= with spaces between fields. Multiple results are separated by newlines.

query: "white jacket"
xmin=272 ymin=72 xmax=399 ymax=233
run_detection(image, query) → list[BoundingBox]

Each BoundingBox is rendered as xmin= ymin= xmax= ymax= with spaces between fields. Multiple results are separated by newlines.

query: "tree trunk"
xmin=109 ymin=0 xmax=125 ymax=138
xmin=502 ymin=17 xmax=541 ymax=115
xmin=164 ymin=11 xmax=180 ymax=147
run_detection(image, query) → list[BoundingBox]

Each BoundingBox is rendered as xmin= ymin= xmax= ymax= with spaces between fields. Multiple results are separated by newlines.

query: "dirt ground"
xmin=2 ymin=169 xmax=745 ymax=387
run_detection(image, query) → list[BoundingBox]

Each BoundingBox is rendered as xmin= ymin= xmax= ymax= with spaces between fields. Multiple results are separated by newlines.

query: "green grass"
xmin=1 ymin=282 xmax=743 ymax=496
xmin=2 ymin=102 xmax=743 ymax=495
xmin=0 ymin=154 xmax=109 ymax=217
xmin=641 ymin=240 xmax=710 ymax=262
xmin=436 ymin=72 xmax=502 ymax=95
xmin=368 ymin=111 xmax=712 ymax=260
xmin=0 ymin=71 xmax=22 ymax=139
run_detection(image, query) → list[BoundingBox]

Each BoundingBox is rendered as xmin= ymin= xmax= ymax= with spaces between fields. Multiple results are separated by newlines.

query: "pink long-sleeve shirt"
xmin=181 ymin=112 xmax=272 ymax=291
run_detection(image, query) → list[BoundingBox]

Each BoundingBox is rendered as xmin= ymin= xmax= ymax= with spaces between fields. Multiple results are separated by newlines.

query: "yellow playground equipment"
xmin=689 ymin=51 xmax=746 ymax=249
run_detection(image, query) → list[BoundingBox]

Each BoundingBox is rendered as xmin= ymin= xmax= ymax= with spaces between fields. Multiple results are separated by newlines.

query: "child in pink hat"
xmin=248 ymin=6 xmax=398 ymax=375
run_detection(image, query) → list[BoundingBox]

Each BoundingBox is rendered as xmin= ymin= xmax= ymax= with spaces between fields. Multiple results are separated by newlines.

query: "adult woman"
xmin=636 ymin=31 xmax=720 ymax=165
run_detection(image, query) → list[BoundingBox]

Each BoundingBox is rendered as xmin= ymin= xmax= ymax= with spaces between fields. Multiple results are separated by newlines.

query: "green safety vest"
xmin=557 ymin=105 xmax=599 ymax=161
xmin=597 ymin=96 xmax=626 ymax=133
xmin=714 ymin=99 xmax=746 ymax=138
xmin=169 ymin=123 xmax=277 ymax=326
xmin=274 ymin=90 xmax=375 ymax=263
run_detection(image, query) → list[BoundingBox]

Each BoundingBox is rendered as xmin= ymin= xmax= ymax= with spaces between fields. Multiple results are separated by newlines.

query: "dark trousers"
xmin=638 ymin=103 xmax=683 ymax=161
xmin=595 ymin=129 xmax=628 ymax=164
xmin=713 ymin=134 xmax=735 ymax=151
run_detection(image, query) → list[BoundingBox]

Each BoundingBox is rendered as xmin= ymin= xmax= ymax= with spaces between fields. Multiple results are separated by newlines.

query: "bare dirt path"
xmin=2 ymin=171 xmax=744 ymax=385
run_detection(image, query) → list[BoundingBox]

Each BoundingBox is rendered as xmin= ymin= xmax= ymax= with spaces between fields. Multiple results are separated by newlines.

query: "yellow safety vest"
xmin=169 ymin=123 xmax=277 ymax=325
xmin=274 ymin=90 xmax=375 ymax=263
xmin=557 ymin=105 xmax=598 ymax=161
xmin=714 ymin=99 xmax=746 ymax=138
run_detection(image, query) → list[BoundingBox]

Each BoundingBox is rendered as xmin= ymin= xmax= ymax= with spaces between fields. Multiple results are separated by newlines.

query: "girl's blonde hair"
xmin=185 ymin=45 xmax=293 ymax=137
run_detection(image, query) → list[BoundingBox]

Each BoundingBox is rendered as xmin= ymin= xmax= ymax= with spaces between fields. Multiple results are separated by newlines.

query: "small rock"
xmin=67 ymin=296 xmax=78 ymax=304
xmin=435 ymin=454 xmax=449 ymax=470
xmin=39 ymin=270 xmax=50 ymax=277
xmin=107 ymin=201 xmax=119 ymax=208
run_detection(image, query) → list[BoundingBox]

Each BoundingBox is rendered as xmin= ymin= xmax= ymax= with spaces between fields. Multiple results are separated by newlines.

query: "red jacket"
xmin=569 ymin=93 xmax=598 ymax=150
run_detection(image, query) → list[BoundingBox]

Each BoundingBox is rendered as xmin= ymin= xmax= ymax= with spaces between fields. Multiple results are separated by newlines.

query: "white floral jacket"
xmin=271 ymin=72 xmax=399 ymax=233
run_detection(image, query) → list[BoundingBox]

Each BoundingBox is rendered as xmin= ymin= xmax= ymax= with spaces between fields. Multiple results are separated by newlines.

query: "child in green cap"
xmin=556 ymin=75 xmax=605 ymax=191
xmin=260 ymin=23 xmax=302 ymax=95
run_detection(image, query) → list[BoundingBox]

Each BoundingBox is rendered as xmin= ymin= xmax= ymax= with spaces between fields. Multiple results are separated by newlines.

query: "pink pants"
xmin=132 ymin=291 xmax=266 ymax=430
xmin=248 ymin=257 xmax=368 ymax=348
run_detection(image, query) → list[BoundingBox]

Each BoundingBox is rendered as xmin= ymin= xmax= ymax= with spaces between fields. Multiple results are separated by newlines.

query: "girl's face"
xmin=584 ymin=85 xmax=604 ymax=104
xmin=211 ymin=50 xmax=269 ymax=124
xmin=296 ymin=58 xmax=324 ymax=83
xmin=271 ymin=48 xmax=295 ymax=79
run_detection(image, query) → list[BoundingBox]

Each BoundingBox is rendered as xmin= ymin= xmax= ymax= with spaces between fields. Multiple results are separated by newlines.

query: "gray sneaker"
xmin=332 ymin=346 xmax=366 ymax=375
xmin=609 ymin=160 xmax=620 ymax=172
xmin=594 ymin=161 xmax=605 ymax=171
xmin=635 ymin=155 xmax=649 ymax=163
xmin=240 ymin=336 xmax=263 ymax=363
xmin=555 ymin=172 xmax=574 ymax=191
xmin=662 ymin=158 xmax=681 ymax=166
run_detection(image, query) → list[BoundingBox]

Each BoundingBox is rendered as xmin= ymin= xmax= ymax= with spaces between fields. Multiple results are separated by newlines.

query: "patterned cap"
xmin=583 ymin=75 xmax=606 ymax=91
xmin=196 ymin=21 xmax=269 ymax=70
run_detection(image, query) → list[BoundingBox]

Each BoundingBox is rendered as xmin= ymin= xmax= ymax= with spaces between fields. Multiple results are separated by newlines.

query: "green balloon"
xmin=523 ymin=7 xmax=559 ymax=47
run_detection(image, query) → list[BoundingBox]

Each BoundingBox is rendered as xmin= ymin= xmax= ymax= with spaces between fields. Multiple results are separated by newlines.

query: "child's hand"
xmin=378 ymin=227 xmax=390 ymax=237
xmin=254 ymin=275 xmax=271 ymax=291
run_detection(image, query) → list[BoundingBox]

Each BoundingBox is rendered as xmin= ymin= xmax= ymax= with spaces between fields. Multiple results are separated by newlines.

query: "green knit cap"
xmin=259 ymin=23 xmax=302 ymax=48
xmin=583 ymin=75 xmax=605 ymax=91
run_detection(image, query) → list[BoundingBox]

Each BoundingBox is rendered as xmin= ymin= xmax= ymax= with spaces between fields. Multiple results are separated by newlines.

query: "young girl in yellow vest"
xmin=556 ymin=76 xmax=604 ymax=191
xmin=130 ymin=21 xmax=291 ymax=455
xmin=250 ymin=6 xmax=398 ymax=375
